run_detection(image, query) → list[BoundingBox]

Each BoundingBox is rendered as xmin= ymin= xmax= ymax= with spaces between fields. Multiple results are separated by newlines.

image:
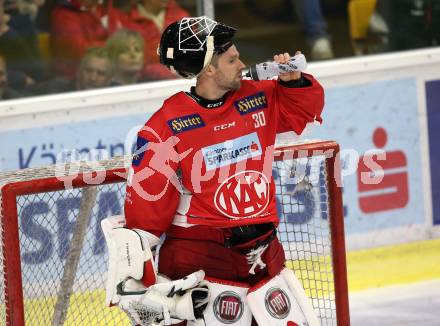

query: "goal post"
xmin=0 ymin=140 xmax=350 ymax=326
xmin=274 ymin=140 xmax=349 ymax=326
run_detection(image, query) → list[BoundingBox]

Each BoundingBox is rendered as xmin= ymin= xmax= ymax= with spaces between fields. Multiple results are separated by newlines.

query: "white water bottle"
xmin=245 ymin=53 xmax=307 ymax=81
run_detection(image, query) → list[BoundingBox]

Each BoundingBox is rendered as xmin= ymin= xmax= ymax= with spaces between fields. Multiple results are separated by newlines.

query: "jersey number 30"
xmin=252 ymin=111 xmax=266 ymax=128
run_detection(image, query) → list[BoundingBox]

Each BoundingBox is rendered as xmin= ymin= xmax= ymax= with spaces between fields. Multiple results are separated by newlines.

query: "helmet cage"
xmin=178 ymin=17 xmax=218 ymax=52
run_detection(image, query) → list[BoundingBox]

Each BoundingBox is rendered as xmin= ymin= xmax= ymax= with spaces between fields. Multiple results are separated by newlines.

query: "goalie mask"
xmin=158 ymin=16 xmax=237 ymax=78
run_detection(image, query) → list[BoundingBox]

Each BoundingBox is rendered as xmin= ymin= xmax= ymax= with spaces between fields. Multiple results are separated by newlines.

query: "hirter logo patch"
xmin=234 ymin=92 xmax=267 ymax=115
xmin=167 ymin=114 xmax=205 ymax=134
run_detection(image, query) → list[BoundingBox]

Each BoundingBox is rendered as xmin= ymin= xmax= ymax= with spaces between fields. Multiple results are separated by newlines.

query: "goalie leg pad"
xmin=247 ymin=267 xmax=320 ymax=326
xmin=101 ymin=215 xmax=160 ymax=306
xmin=280 ymin=268 xmax=320 ymax=326
xmin=187 ymin=277 xmax=252 ymax=326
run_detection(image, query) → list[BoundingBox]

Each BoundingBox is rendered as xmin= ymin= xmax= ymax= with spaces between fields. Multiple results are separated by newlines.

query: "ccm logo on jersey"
xmin=214 ymin=121 xmax=236 ymax=131
xmin=167 ymin=114 xmax=205 ymax=134
xmin=213 ymin=291 xmax=244 ymax=323
xmin=214 ymin=170 xmax=269 ymax=219
xmin=265 ymin=288 xmax=291 ymax=319
xmin=202 ymin=132 xmax=262 ymax=171
xmin=234 ymin=91 xmax=267 ymax=115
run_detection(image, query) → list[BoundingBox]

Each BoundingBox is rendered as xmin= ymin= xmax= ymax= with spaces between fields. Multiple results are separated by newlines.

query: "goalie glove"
xmin=117 ymin=270 xmax=210 ymax=326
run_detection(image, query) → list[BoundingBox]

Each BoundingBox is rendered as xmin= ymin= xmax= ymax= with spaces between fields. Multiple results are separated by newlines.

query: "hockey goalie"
xmin=101 ymin=16 xmax=324 ymax=325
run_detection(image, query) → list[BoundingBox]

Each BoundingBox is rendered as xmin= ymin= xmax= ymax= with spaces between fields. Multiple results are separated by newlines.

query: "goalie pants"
xmin=158 ymin=226 xmax=285 ymax=325
xmin=158 ymin=225 xmax=286 ymax=285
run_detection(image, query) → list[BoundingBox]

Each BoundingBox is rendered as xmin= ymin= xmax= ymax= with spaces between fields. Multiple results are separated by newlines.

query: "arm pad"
xmin=101 ymin=215 xmax=160 ymax=306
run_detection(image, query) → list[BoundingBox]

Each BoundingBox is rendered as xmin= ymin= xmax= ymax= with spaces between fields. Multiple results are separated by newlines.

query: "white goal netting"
xmin=0 ymin=141 xmax=347 ymax=326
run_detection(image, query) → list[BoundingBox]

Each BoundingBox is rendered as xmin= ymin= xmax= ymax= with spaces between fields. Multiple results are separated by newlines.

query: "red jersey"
xmin=125 ymin=75 xmax=324 ymax=237
xmin=50 ymin=1 xmax=109 ymax=79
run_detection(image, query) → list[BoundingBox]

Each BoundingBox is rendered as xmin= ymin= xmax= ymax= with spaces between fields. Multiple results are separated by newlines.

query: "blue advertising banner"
xmin=0 ymin=113 xmax=151 ymax=171
xmin=307 ymin=78 xmax=425 ymax=235
xmin=426 ymin=79 xmax=440 ymax=226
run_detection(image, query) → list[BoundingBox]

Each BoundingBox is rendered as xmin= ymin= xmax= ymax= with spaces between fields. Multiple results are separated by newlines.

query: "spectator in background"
xmin=120 ymin=0 xmax=188 ymax=79
xmin=385 ymin=0 xmax=440 ymax=51
xmin=292 ymin=0 xmax=334 ymax=60
xmin=348 ymin=0 xmax=390 ymax=56
xmin=106 ymin=29 xmax=144 ymax=85
xmin=76 ymin=45 xmax=113 ymax=89
xmin=26 ymin=46 xmax=113 ymax=94
xmin=50 ymin=0 xmax=111 ymax=80
xmin=0 ymin=0 xmax=46 ymax=81
xmin=0 ymin=53 xmax=21 ymax=99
